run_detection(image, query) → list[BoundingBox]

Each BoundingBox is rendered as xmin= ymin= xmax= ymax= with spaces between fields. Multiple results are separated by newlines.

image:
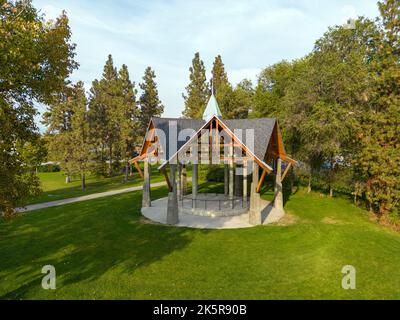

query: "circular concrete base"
xmin=142 ymin=197 xmax=253 ymax=229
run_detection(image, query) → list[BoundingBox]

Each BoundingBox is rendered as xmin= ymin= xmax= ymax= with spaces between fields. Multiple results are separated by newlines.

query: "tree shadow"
xmin=0 ymin=187 xmax=198 ymax=299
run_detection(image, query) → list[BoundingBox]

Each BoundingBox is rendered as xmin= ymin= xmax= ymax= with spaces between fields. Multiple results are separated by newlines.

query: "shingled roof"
xmin=150 ymin=117 xmax=205 ymax=159
xmin=223 ymin=118 xmax=276 ymax=162
xmin=146 ymin=116 xmax=277 ymax=163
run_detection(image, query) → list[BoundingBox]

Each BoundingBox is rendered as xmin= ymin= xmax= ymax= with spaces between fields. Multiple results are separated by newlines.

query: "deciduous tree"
xmin=0 ymin=1 xmax=77 ymax=217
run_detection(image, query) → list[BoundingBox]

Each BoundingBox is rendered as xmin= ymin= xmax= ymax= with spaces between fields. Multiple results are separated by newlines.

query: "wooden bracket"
xmin=281 ymin=162 xmax=292 ymax=181
xmin=256 ymin=169 xmax=268 ymax=193
xmin=162 ymin=168 xmax=172 ymax=192
xmin=133 ymin=161 xmax=144 ymax=180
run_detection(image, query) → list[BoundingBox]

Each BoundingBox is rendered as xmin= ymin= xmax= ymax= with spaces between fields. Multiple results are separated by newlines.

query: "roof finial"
xmin=202 ymin=80 xmax=222 ymax=120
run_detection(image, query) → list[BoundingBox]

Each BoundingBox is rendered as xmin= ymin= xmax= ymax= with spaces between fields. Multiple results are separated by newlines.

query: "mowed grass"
xmin=1 ymin=186 xmax=400 ymax=299
xmin=27 ymin=166 xmax=164 ymax=205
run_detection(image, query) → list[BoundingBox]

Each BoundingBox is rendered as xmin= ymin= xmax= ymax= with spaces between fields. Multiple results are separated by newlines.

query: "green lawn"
xmin=2 ymin=185 xmax=400 ymax=299
xmin=27 ymin=166 xmax=164 ymax=205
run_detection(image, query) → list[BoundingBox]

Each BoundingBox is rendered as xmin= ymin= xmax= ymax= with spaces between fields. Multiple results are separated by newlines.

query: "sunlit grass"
xmin=2 ymin=186 xmax=400 ymax=299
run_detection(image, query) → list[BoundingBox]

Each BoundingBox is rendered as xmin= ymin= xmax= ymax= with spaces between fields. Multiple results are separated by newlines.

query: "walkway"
xmin=16 ymin=181 xmax=168 ymax=213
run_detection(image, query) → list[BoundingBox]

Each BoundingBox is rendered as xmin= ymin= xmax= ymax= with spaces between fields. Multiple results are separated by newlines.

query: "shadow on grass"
xmin=0 ymin=186 xmax=199 ymax=299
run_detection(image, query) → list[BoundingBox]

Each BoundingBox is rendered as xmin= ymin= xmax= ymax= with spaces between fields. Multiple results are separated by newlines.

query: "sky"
xmin=33 ymin=0 xmax=380 ymax=131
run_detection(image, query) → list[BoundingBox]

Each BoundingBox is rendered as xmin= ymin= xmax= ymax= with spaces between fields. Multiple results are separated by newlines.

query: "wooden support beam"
xmin=162 ymin=168 xmax=172 ymax=191
xmin=133 ymin=161 xmax=144 ymax=179
xmin=281 ymin=162 xmax=292 ymax=181
xmin=256 ymin=169 xmax=267 ymax=193
xmin=219 ymin=156 xmax=252 ymax=162
xmin=219 ymin=144 xmax=242 ymax=147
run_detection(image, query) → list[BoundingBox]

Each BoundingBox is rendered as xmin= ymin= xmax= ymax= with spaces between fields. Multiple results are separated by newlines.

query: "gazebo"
xmin=129 ymin=93 xmax=296 ymax=228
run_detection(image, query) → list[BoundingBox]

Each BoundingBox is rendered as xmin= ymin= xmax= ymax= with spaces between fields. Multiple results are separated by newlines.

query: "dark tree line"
xmin=44 ymin=55 xmax=164 ymax=187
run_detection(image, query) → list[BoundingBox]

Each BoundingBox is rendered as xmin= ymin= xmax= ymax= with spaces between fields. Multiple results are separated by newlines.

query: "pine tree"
xmin=43 ymin=86 xmax=75 ymax=183
xmin=118 ymin=64 xmax=139 ymax=180
xmin=139 ymin=67 xmax=164 ymax=134
xmin=45 ymin=82 xmax=90 ymax=189
xmin=211 ymin=55 xmax=229 ymax=95
xmin=210 ymin=55 xmax=233 ymax=118
xmin=88 ymin=54 xmax=121 ymax=176
xmin=182 ymin=52 xmax=209 ymax=119
xmin=69 ymin=82 xmax=91 ymax=190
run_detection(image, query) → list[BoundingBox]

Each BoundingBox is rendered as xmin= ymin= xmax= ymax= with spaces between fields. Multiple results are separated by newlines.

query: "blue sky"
xmin=34 ymin=0 xmax=379 ymax=130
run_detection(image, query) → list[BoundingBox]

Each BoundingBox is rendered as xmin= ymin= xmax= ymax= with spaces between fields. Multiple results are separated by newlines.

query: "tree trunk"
xmin=289 ymin=167 xmax=294 ymax=194
xmin=81 ymin=171 xmax=86 ymax=190
xmin=65 ymin=174 xmax=71 ymax=184
xmin=329 ymin=157 xmax=334 ymax=198
xmin=307 ymin=175 xmax=312 ymax=193
xmin=108 ymin=144 xmax=113 ymax=176
xmin=100 ymin=143 xmax=104 ymax=174
xmin=379 ymin=201 xmax=386 ymax=217
xmin=124 ymin=161 xmax=129 ymax=182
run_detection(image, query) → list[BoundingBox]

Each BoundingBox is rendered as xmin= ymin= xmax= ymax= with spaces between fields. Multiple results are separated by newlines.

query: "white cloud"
xmin=32 ymin=0 xmax=380 ymax=127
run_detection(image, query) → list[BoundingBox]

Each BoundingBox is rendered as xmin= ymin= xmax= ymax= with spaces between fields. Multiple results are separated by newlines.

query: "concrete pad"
xmin=141 ymin=196 xmax=285 ymax=229
xmin=142 ymin=197 xmax=253 ymax=229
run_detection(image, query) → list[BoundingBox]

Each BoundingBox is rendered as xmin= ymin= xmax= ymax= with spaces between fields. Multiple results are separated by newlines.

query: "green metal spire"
xmin=202 ymin=82 xmax=222 ymax=120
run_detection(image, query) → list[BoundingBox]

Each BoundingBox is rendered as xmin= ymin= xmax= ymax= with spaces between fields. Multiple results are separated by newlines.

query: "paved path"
xmin=16 ymin=181 xmax=168 ymax=213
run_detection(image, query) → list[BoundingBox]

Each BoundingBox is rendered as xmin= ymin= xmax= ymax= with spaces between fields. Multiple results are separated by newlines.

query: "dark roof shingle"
xmin=149 ymin=116 xmax=276 ymax=162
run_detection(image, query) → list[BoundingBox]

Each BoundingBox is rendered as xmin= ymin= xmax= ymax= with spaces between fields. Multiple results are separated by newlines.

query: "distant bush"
xmin=37 ymin=164 xmax=61 ymax=172
xmin=206 ymin=165 xmax=225 ymax=182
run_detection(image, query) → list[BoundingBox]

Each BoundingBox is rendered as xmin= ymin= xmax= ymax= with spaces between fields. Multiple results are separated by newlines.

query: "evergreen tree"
xmin=211 ymin=54 xmax=229 ymax=95
xmin=46 ymin=82 xmax=90 ymax=189
xmin=44 ymin=86 xmax=75 ymax=183
xmin=88 ymin=54 xmax=121 ymax=176
xmin=182 ymin=52 xmax=209 ymax=119
xmin=68 ymin=82 xmax=91 ymax=190
xmin=118 ymin=64 xmax=139 ymax=180
xmin=139 ymin=67 xmax=164 ymax=134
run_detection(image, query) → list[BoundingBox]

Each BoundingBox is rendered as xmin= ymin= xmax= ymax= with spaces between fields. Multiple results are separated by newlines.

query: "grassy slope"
xmin=1 ymin=186 xmax=400 ymax=299
xmin=28 ymin=166 xmax=163 ymax=205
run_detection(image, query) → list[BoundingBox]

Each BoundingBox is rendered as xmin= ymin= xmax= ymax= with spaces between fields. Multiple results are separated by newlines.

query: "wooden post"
xmin=243 ymin=161 xmax=248 ymax=201
xmin=142 ymin=157 xmax=151 ymax=208
xmin=182 ymin=163 xmax=187 ymax=195
xmin=224 ymin=164 xmax=229 ymax=196
xmin=235 ymin=164 xmax=242 ymax=197
xmin=167 ymin=163 xmax=179 ymax=224
xmin=229 ymin=144 xmax=234 ymax=208
xmin=274 ymin=157 xmax=283 ymax=211
xmin=177 ymin=161 xmax=182 ymax=200
xmin=249 ymin=161 xmax=262 ymax=225
xmin=252 ymin=161 xmax=259 ymax=188
xmin=192 ymin=163 xmax=198 ymax=207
